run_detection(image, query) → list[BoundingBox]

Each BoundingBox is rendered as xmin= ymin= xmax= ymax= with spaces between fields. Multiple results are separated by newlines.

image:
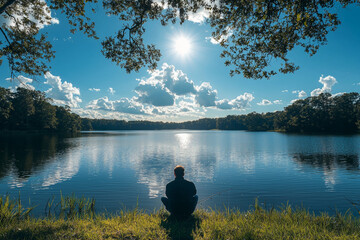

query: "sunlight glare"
xmin=175 ymin=133 xmax=192 ymax=148
xmin=173 ymin=35 xmax=193 ymax=57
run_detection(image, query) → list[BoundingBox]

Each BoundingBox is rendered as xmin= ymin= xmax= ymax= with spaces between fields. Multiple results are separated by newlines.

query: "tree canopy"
xmin=0 ymin=0 xmax=359 ymax=79
xmin=0 ymin=86 xmax=81 ymax=131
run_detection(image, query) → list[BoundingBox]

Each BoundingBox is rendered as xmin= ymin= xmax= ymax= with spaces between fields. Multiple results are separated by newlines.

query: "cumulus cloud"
xmin=0 ymin=0 xmax=59 ymax=30
xmin=273 ymin=100 xmax=283 ymax=105
xmin=298 ymin=90 xmax=307 ymax=98
xmin=89 ymin=88 xmax=100 ymax=92
xmin=143 ymin=63 xmax=196 ymax=96
xmin=44 ymin=72 xmax=82 ymax=108
xmin=87 ymin=96 xmax=147 ymax=115
xmin=282 ymin=90 xmax=289 ymax=93
xmin=290 ymin=99 xmax=300 ymax=104
xmin=6 ymin=75 xmax=35 ymax=90
xmin=133 ymin=63 xmax=199 ymax=107
xmin=257 ymin=99 xmax=272 ymax=106
xmin=216 ymin=93 xmax=254 ymax=110
xmin=135 ymin=81 xmax=175 ymax=106
xmin=188 ymin=9 xmax=209 ymax=23
xmin=87 ymin=96 xmax=113 ymax=111
xmin=150 ymin=100 xmax=200 ymax=116
xmin=195 ymin=82 xmax=217 ymax=107
xmin=108 ymin=87 xmax=115 ymax=94
xmin=84 ymin=63 xmax=255 ymax=119
xmin=163 ymin=69 xmax=196 ymax=95
xmin=113 ymin=98 xmax=147 ymax=115
xmin=311 ymin=75 xmax=337 ymax=96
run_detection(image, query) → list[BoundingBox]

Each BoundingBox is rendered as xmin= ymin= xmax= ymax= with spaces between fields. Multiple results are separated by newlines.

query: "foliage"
xmin=0 ymin=195 xmax=360 ymax=240
xmin=45 ymin=193 xmax=96 ymax=220
xmin=1 ymin=0 xmax=359 ymax=79
xmin=278 ymin=92 xmax=360 ymax=133
xmin=0 ymin=86 xmax=81 ymax=132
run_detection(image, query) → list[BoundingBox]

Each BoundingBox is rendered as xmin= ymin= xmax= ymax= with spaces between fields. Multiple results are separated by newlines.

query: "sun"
xmin=173 ymin=35 xmax=193 ymax=57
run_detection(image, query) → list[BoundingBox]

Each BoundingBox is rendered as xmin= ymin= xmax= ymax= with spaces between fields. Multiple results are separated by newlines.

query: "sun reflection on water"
xmin=175 ymin=133 xmax=192 ymax=148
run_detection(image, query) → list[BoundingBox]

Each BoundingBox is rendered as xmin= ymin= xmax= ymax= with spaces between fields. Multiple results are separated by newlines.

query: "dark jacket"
xmin=165 ymin=176 xmax=196 ymax=215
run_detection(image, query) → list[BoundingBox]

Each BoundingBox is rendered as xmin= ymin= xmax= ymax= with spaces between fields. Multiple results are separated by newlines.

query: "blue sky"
xmin=1 ymin=3 xmax=360 ymax=122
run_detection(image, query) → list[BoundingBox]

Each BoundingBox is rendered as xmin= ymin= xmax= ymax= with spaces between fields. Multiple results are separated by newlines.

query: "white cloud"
xmin=44 ymin=72 xmax=82 ymax=108
xmin=206 ymin=27 xmax=233 ymax=45
xmin=133 ymin=63 xmax=198 ymax=107
xmin=332 ymin=92 xmax=346 ymax=97
xmin=215 ymin=99 xmax=233 ymax=110
xmin=273 ymin=100 xmax=282 ymax=105
xmin=6 ymin=75 xmax=35 ymax=90
xmin=289 ymin=90 xmax=307 ymax=105
xmin=108 ymin=87 xmax=115 ymax=94
xmin=298 ymin=90 xmax=307 ymax=98
xmin=150 ymin=63 xmax=196 ymax=95
xmin=113 ymin=98 xmax=147 ymax=115
xmin=149 ymin=100 xmax=201 ymax=117
xmin=195 ymin=82 xmax=217 ymax=107
xmin=87 ymin=96 xmax=147 ymax=115
xmin=311 ymin=75 xmax=337 ymax=96
xmin=282 ymin=90 xmax=288 ymax=93
xmin=87 ymin=96 xmax=113 ymax=110
xmin=188 ymin=8 xmax=210 ymax=23
xmin=152 ymin=0 xmax=217 ymax=24
xmin=0 ymin=0 xmax=59 ymax=30
xmin=216 ymin=93 xmax=254 ymax=110
xmin=84 ymin=63 xmax=256 ymax=119
xmin=257 ymin=99 xmax=272 ymax=106
xmin=135 ymin=81 xmax=175 ymax=106
xmin=89 ymin=88 xmax=100 ymax=92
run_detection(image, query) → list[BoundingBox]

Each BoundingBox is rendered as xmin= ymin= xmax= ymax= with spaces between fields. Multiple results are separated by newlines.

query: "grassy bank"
xmin=1 ymin=196 xmax=360 ymax=240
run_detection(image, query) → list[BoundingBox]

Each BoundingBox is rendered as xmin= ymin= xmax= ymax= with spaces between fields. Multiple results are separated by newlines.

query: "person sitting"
xmin=161 ymin=165 xmax=198 ymax=219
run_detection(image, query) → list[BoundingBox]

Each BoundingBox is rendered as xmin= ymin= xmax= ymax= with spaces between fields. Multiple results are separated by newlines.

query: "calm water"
xmin=0 ymin=130 xmax=360 ymax=215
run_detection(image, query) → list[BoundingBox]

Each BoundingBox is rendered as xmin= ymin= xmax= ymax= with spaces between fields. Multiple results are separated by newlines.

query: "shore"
xmin=1 ymin=197 xmax=359 ymax=240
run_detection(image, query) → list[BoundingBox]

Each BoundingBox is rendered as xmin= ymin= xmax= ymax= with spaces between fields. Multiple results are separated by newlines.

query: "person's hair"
xmin=174 ymin=165 xmax=185 ymax=177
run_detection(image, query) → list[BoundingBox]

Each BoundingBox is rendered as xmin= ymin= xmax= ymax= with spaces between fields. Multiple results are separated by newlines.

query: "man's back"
xmin=161 ymin=165 xmax=198 ymax=218
xmin=165 ymin=176 xmax=197 ymax=216
xmin=166 ymin=177 xmax=196 ymax=200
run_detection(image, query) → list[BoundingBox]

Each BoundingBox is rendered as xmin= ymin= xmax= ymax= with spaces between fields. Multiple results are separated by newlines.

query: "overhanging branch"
xmin=0 ymin=0 xmax=17 ymax=15
xmin=0 ymin=27 xmax=11 ymax=46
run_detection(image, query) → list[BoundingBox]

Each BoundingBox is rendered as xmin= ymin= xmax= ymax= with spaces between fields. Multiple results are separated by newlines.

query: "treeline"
xmin=2 ymin=87 xmax=359 ymax=133
xmin=82 ymin=92 xmax=360 ymax=133
xmin=0 ymin=87 xmax=81 ymax=132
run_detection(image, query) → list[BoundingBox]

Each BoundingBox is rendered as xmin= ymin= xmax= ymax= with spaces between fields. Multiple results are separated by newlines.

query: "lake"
xmin=0 ymin=130 xmax=360 ymax=216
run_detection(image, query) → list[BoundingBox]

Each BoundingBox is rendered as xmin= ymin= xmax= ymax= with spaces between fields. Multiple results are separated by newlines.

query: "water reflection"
xmin=115 ymin=132 xmax=218 ymax=198
xmin=292 ymin=154 xmax=359 ymax=190
xmin=0 ymin=133 xmax=78 ymax=188
xmin=293 ymin=154 xmax=359 ymax=171
xmin=1 ymin=131 xmax=360 ymax=214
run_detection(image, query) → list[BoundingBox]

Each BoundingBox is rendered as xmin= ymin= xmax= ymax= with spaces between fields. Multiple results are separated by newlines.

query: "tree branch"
xmin=0 ymin=0 xmax=17 ymax=15
xmin=0 ymin=27 xmax=11 ymax=46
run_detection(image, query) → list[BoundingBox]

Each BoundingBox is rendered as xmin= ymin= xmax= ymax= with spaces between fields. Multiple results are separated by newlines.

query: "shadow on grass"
xmin=0 ymin=224 xmax=70 ymax=240
xmin=161 ymin=214 xmax=201 ymax=240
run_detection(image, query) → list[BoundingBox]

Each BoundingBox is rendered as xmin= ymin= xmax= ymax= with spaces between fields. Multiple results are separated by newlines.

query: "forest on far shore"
xmin=1 ymin=87 xmax=360 ymax=133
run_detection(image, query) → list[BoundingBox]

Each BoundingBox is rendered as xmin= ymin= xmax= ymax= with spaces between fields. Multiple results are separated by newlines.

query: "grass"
xmin=0 ymin=195 xmax=360 ymax=240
